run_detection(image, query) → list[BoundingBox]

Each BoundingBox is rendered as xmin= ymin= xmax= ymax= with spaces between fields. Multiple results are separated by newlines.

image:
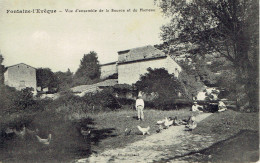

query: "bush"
xmin=216 ymin=70 xmax=236 ymax=100
xmin=135 ymin=68 xmax=187 ymax=110
xmin=82 ymin=88 xmax=121 ymax=110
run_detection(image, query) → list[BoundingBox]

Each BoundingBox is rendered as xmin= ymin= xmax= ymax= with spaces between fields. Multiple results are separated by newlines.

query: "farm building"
xmin=117 ymin=45 xmax=182 ymax=84
xmin=4 ymin=63 xmax=37 ymax=92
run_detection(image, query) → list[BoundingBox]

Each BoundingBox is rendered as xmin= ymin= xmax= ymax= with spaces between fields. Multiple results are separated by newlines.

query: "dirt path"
xmin=75 ymin=113 xmax=214 ymax=163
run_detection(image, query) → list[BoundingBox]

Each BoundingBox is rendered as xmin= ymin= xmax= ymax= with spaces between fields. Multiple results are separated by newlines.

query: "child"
xmin=191 ymin=102 xmax=199 ymax=112
xmin=218 ymin=100 xmax=227 ymax=112
xmin=135 ymin=93 xmax=145 ymax=121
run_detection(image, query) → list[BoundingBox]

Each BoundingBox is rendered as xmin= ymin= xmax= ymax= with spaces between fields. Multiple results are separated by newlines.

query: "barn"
xmin=4 ymin=63 xmax=37 ymax=92
xmin=117 ymin=45 xmax=182 ymax=85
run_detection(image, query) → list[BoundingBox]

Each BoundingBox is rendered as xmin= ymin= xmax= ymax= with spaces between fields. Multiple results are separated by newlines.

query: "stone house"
xmin=117 ymin=45 xmax=182 ymax=85
xmin=4 ymin=63 xmax=37 ymax=92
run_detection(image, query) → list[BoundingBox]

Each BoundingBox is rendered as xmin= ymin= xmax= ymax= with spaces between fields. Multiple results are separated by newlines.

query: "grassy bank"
xmin=173 ymin=110 xmax=259 ymax=162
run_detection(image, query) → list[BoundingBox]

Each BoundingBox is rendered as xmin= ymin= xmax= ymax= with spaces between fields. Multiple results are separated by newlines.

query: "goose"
xmin=13 ymin=125 xmax=26 ymax=138
xmin=156 ymin=119 xmax=165 ymax=125
xmin=137 ymin=126 xmax=150 ymax=135
xmin=36 ymin=134 xmax=52 ymax=145
xmin=80 ymin=127 xmax=91 ymax=136
xmin=164 ymin=117 xmax=173 ymax=128
xmin=4 ymin=127 xmax=14 ymax=134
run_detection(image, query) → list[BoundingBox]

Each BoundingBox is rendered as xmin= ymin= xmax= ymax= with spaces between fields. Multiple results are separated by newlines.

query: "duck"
xmin=36 ymin=134 xmax=52 ymax=145
xmin=137 ymin=126 xmax=150 ymax=135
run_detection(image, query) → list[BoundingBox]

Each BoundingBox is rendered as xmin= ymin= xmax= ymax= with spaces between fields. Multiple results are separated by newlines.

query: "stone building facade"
xmin=100 ymin=61 xmax=117 ymax=79
xmin=4 ymin=63 xmax=37 ymax=92
xmin=117 ymin=45 xmax=182 ymax=85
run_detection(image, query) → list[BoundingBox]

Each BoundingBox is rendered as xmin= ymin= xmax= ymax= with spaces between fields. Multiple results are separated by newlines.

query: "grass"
xmin=193 ymin=109 xmax=258 ymax=140
xmin=86 ymin=108 xmax=193 ymax=153
xmin=0 ymin=107 xmax=193 ymax=163
xmin=1 ymin=107 xmax=258 ymax=163
xmin=174 ymin=109 xmax=259 ymax=162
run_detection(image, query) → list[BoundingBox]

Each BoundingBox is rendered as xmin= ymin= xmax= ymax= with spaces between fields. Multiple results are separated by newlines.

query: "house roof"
xmin=100 ymin=61 xmax=117 ymax=66
xmin=6 ymin=63 xmax=36 ymax=69
xmin=71 ymin=79 xmax=118 ymax=93
xmin=95 ymin=79 xmax=118 ymax=87
xmin=118 ymin=45 xmax=166 ymax=64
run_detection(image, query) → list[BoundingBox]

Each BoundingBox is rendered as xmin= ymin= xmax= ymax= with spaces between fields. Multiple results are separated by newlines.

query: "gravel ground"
xmin=74 ymin=113 xmax=214 ymax=163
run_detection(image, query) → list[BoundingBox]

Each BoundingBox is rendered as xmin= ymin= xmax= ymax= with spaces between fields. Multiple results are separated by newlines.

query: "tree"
xmin=135 ymin=68 xmax=185 ymax=109
xmin=36 ymin=68 xmax=59 ymax=92
xmin=55 ymin=69 xmax=73 ymax=91
xmin=156 ymin=0 xmax=259 ymax=111
xmin=0 ymin=54 xmax=5 ymax=85
xmin=74 ymin=51 xmax=101 ymax=85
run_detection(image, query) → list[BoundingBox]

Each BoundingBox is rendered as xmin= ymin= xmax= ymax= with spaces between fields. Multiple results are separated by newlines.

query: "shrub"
xmin=82 ymin=87 xmax=121 ymax=111
xmin=135 ymin=68 xmax=187 ymax=110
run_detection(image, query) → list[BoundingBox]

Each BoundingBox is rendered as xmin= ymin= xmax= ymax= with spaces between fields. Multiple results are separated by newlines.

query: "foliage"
xmin=74 ymin=51 xmax=101 ymax=86
xmin=36 ymin=68 xmax=59 ymax=92
xmin=113 ymin=84 xmax=135 ymax=96
xmin=178 ymin=70 xmax=204 ymax=99
xmin=135 ymin=68 xmax=186 ymax=110
xmin=53 ymin=88 xmax=121 ymax=113
xmin=0 ymin=54 xmax=4 ymax=85
xmin=156 ymin=0 xmax=259 ymax=111
xmin=216 ymin=70 xmax=236 ymax=99
xmin=0 ymin=86 xmax=47 ymax=116
xmin=55 ymin=69 xmax=73 ymax=91
xmin=105 ymin=73 xmax=118 ymax=80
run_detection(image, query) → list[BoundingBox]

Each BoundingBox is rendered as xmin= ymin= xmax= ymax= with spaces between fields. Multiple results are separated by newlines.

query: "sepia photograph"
xmin=0 ymin=0 xmax=259 ymax=162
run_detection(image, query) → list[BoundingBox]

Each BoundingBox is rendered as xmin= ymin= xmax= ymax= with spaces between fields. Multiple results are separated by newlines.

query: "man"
xmin=136 ymin=93 xmax=145 ymax=121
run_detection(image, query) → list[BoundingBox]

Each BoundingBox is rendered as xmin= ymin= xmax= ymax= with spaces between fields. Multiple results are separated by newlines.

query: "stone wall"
xmin=118 ymin=56 xmax=181 ymax=85
xmin=100 ymin=62 xmax=117 ymax=79
xmin=4 ymin=63 xmax=37 ymax=91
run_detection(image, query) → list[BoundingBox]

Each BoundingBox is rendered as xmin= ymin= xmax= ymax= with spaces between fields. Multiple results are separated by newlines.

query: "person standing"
xmin=136 ymin=93 xmax=145 ymax=121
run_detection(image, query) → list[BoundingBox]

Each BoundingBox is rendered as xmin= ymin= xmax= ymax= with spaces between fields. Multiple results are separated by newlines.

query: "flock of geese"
xmin=4 ymin=125 xmax=51 ymax=145
xmin=156 ymin=115 xmax=198 ymax=132
xmin=126 ymin=115 xmax=198 ymax=136
xmin=3 ymin=116 xmax=197 ymax=146
xmin=4 ymin=125 xmax=92 ymax=145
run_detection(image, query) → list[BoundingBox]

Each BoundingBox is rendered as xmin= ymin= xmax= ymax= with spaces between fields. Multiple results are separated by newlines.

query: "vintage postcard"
xmin=0 ymin=0 xmax=258 ymax=162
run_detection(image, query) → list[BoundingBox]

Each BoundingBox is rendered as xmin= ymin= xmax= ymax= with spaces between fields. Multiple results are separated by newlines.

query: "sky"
xmin=0 ymin=0 xmax=168 ymax=72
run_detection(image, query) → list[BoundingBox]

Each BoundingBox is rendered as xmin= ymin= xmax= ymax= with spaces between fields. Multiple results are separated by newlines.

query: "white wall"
xmin=165 ymin=55 xmax=182 ymax=78
xmin=4 ymin=64 xmax=37 ymax=91
xmin=100 ymin=63 xmax=117 ymax=79
xmin=118 ymin=57 xmax=167 ymax=85
xmin=118 ymin=56 xmax=182 ymax=85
